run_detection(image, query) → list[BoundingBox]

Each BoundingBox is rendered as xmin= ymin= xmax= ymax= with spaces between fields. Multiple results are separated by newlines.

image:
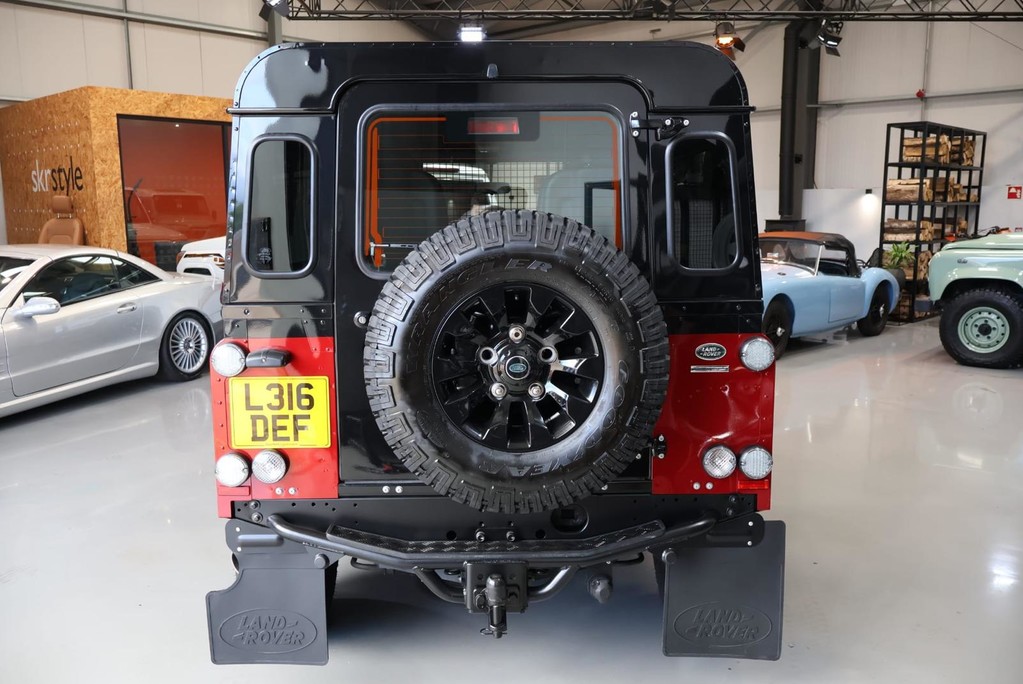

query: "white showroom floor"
xmin=1 ymin=319 xmax=1021 ymax=683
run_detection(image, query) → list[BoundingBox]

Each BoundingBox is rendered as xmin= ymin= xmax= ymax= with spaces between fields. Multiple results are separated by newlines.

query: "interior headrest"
xmin=51 ymin=195 xmax=74 ymax=214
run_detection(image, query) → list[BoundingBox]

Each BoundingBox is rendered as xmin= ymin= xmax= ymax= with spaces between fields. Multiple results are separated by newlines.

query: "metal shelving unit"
xmin=880 ymin=121 xmax=987 ymax=322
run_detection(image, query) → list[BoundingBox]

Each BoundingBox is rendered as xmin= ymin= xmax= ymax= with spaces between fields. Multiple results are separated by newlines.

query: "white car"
xmin=0 ymin=244 xmax=222 ymax=418
xmin=176 ymin=236 xmax=226 ymax=280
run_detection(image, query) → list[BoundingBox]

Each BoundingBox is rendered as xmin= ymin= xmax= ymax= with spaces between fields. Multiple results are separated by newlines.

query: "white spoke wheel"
xmin=159 ymin=313 xmax=212 ymax=381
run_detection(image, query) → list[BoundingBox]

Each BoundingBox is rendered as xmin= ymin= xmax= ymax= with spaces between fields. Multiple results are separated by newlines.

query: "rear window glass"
xmin=361 ymin=110 xmax=622 ymax=272
xmin=247 ymin=138 xmax=313 ymax=274
xmin=667 ymin=137 xmax=738 ymax=270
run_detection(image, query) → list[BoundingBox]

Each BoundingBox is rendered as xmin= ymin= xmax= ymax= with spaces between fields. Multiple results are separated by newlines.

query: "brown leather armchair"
xmin=38 ymin=195 xmax=85 ymax=245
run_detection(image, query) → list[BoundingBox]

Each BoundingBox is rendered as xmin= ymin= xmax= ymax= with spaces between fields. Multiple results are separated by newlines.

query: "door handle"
xmin=117 ymin=303 xmax=138 ymax=314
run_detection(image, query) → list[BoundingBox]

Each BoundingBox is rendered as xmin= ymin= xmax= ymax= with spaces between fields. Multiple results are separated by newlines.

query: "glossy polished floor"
xmin=1 ymin=319 xmax=1021 ymax=683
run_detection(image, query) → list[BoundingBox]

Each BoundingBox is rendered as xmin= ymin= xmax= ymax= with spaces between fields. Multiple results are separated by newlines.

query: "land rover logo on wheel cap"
xmin=674 ymin=603 xmax=772 ymax=646
xmin=220 ymin=609 xmax=317 ymax=654
xmin=694 ymin=343 xmax=727 ymax=361
xmin=506 ymin=356 xmax=530 ymax=379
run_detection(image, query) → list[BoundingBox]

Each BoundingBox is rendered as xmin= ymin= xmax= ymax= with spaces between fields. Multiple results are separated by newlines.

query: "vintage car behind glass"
xmin=205 ymin=41 xmax=785 ymax=665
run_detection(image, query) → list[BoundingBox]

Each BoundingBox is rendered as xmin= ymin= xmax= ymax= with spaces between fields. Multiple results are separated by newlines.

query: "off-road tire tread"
xmin=939 ymin=287 xmax=1023 ymax=369
xmin=364 ymin=211 xmax=668 ymax=513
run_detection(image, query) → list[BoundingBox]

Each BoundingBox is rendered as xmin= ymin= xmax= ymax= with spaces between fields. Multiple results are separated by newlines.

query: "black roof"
xmin=233 ymin=41 xmax=750 ymax=112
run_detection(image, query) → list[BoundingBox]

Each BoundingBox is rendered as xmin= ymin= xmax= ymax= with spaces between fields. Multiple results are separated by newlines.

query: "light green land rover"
xmin=928 ymin=233 xmax=1023 ymax=369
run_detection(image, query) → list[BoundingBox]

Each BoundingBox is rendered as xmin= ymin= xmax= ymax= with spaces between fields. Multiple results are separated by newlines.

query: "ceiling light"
xmin=259 ymin=0 xmax=290 ymax=20
xmin=817 ymin=20 xmax=843 ymax=57
xmin=714 ymin=22 xmax=746 ymax=60
xmin=459 ymin=25 xmax=485 ymax=43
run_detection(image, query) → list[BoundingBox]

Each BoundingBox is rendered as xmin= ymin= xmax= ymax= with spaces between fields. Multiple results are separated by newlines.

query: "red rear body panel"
xmin=211 ymin=337 xmax=338 ymax=517
xmin=652 ymin=333 xmax=776 ymax=510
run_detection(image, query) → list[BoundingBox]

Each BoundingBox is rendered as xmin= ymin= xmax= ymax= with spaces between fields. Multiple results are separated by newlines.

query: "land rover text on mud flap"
xmin=206 ymin=40 xmax=785 ymax=665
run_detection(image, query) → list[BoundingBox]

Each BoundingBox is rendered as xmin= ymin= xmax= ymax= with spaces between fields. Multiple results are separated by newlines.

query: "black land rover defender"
xmin=206 ymin=40 xmax=784 ymax=665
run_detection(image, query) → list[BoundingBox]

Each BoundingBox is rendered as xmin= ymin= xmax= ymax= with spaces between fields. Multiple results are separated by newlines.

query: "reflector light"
xmin=211 ymin=342 xmax=247 ymax=377
xmin=702 ymin=445 xmax=737 ymax=479
xmin=215 ymin=453 xmax=250 ymax=487
xmin=252 ymin=449 xmax=288 ymax=484
xmin=740 ymin=336 xmax=775 ymax=372
xmin=740 ymin=447 xmax=773 ymax=480
xmin=468 ymin=117 xmax=520 ymax=135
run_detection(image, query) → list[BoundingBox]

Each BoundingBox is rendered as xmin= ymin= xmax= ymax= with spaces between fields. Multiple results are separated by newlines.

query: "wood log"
xmin=886 ymin=178 xmax=933 ymax=202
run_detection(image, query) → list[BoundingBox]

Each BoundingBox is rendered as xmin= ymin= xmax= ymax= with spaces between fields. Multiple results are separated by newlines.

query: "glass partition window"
xmin=247 ymin=139 xmax=313 ymax=274
xmin=667 ymin=137 xmax=738 ymax=270
xmin=362 ymin=110 xmax=622 ymax=272
xmin=118 ymin=116 xmax=229 ymax=270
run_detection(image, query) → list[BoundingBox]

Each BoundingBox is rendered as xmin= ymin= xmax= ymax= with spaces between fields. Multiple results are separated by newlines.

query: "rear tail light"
xmin=702 ymin=445 xmax=737 ymax=479
xmin=739 ymin=446 xmax=773 ymax=480
xmin=215 ymin=453 xmax=250 ymax=487
xmin=740 ymin=336 xmax=775 ymax=372
xmin=252 ymin=449 xmax=288 ymax=484
xmin=211 ymin=342 xmax=247 ymax=377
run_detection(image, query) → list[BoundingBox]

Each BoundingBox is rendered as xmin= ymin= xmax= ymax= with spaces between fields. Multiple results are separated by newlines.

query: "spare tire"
xmin=364 ymin=211 xmax=668 ymax=513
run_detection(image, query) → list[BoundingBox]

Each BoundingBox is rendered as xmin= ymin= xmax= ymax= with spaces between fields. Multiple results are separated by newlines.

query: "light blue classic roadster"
xmin=759 ymin=231 xmax=901 ymax=357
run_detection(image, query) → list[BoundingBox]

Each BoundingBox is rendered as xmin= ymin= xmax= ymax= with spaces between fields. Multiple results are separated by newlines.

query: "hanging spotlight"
xmin=714 ymin=22 xmax=746 ymax=60
xmin=817 ymin=20 xmax=843 ymax=57
xmin=258 ymin=0 xmax=290 ymax=20
xmin=459 ymin=24 xmax=486 ymax=43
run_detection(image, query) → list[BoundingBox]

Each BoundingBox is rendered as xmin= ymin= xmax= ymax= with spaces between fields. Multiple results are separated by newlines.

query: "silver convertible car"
xmin=759 ymin=231 xmax=900 ymax=357
xmin=0 ymin=244 xmax=222 ymax=418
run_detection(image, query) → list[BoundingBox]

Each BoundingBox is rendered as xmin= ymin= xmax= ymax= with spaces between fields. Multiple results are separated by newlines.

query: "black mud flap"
xmin=662 ymin=520 xmax=785 ymax=660
xmin=207 ymin=520 xmax=336 ymax=665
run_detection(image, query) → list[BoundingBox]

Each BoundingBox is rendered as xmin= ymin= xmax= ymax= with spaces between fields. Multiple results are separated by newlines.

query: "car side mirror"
xmin=14 ymin=296 xmax=61 ymax=319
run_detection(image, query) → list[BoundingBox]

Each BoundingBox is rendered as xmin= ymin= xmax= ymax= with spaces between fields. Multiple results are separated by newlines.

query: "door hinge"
xmin=630 ymin=113 xmax=689 ymax=141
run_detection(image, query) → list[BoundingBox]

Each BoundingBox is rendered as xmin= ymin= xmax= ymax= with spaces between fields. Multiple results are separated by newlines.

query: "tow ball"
xmin=465 ymin=562 xmax=527 ymax=638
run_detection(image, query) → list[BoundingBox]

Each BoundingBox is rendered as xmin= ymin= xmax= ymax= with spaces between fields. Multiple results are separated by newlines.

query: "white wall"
xmin=0 ymin=1 xmax=428 ymax=101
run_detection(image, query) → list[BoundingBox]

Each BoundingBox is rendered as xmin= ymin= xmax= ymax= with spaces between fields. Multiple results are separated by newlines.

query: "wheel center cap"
xmin=505 ymin=355 xmax=531 ymax=380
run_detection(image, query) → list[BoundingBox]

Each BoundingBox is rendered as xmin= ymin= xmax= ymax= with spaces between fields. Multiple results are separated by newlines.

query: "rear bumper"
xmin=265 ymin=511 xmax=719 ymax=569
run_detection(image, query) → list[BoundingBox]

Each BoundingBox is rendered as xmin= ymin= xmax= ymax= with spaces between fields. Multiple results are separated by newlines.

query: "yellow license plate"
xmin=228 ymin=377 xmax=331 ymax=448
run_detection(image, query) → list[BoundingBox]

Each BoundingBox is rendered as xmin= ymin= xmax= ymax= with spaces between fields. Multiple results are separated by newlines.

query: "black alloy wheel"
xmin=364 ymin=211 xmax=669 ymax=514
xmin=432 ymin=282 xmax=604 ymax=452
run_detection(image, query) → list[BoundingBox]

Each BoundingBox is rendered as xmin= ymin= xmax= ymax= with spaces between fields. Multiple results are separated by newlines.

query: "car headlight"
xmin=215 ymin=453 xmax=250 ymax=487
xmin=211 ymin=342 xmax=247 ymax=377
xmin=252 ymin=449 xmax=288 ymax=484
xmin=702 ymin=445 xmax=737 ymax=479
xmin=740 ymin=336 xmax=775 ymax=372
xmin=739 ymin=446 xmax=773 ymax=480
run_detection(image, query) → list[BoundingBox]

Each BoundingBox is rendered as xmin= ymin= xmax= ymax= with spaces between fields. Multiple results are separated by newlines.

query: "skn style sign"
xmin=31 ymin=156 xmax=85 ymax=193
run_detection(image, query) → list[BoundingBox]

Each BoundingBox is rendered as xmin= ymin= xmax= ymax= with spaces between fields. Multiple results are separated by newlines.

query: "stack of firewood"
xmin=886 ymin=178 xmax=933 ymax=202
xmin=883 ymin=218 xmax=936 ymax=242
xmin=901 ymin=134 xmax=975 ymax=166
xmin=933 ymin=177 xmax=972 ymax=202
xmin=902 ymin=135 xmax=950 ymax=163
xmin=950 ymin=137 xmax=975 ymax=166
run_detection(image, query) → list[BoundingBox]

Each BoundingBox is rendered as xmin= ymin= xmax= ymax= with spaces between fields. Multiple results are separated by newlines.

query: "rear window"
xmin=361 ymin=109 xmax=622 ymax=272
xmin=666 ymin=136 xmax=739 ymax=270
xmin=247 ymin=138 xmax=314 ymax=275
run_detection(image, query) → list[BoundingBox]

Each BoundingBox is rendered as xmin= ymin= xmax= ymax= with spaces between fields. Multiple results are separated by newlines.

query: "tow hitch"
xmin=465 ymin=562 xmax=526 ymax=638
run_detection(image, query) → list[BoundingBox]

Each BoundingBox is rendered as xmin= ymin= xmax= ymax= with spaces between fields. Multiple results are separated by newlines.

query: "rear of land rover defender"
xmin=206 ymin=41 xmax=784 ymax=666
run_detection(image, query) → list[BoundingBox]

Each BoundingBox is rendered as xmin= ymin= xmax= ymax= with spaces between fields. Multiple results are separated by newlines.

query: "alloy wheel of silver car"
xmin=169 ymin=316 xmax=210 ymax=375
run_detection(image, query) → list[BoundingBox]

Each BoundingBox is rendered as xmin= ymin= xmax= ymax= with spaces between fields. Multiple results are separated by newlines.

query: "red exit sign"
xmin=1009 ymin=186 xmax=1023 ymax=200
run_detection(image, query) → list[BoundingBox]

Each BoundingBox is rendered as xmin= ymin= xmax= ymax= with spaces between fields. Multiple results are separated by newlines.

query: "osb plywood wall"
xmin=0 ymin=86 xmax=230 ymax=249
xmin=0 ymin=89 xmax=94 ymax=244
